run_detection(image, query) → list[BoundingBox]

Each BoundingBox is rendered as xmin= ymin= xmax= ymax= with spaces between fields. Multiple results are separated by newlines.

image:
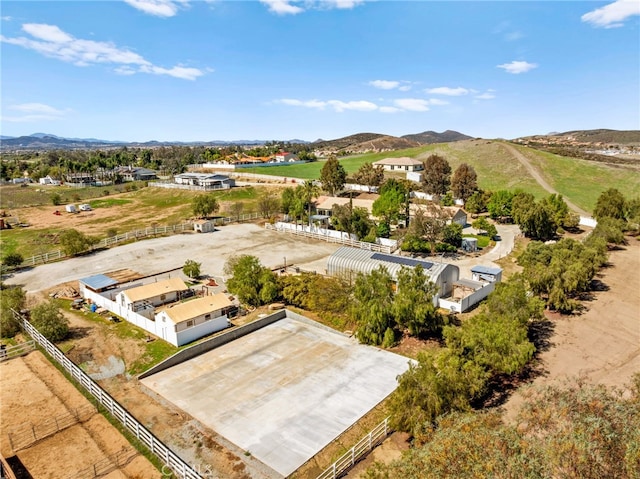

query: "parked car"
xmin=79 ymin=204 xmax=92 ymax=211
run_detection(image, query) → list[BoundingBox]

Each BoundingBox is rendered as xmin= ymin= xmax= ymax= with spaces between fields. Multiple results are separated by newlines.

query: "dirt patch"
xmin=0 ymin=351 xmax=159 ymax=478
xmin=503 ymin=239 xmax=640 ymax=421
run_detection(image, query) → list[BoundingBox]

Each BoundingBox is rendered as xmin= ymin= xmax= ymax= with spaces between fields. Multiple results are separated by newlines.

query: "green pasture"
xmin=514 ymin=146 xmax=640 ymax=212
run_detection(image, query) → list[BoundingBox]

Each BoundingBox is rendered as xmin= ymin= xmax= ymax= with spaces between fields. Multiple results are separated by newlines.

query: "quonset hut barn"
xmin=326 ymin=246 xmax=459 ymax=300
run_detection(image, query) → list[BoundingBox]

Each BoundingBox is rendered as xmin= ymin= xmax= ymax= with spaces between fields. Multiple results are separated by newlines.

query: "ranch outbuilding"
xmin=326 ymin=246 xmax=459 ymax=299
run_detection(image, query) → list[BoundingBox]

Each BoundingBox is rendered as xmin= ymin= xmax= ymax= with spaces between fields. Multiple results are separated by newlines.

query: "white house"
xmin=39 ymin=175 xmax=61 ymax=186
xmin=174 ymin=173 xmax=235 ymax=190
xmin=409 ymin=204 xmax=468 ymax=227
xmin=373 ymin=157 xmax=423 ymax=172
xmin=193 ymin=219 xmax=215 ymax=233
xmin=273 ymin=152 xmax=298 ymax=163
xmin=155 ymin=293 xmax=232 ymax=346
xmin=116 ymin=277 xmax=188 ymax=318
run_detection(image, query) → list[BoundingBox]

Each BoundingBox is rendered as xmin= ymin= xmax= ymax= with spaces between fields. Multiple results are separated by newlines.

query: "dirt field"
xmin=0 ymin=351 xmax=159 ymax=478
xmin=503 ymin=238 xmax=640 ymax=420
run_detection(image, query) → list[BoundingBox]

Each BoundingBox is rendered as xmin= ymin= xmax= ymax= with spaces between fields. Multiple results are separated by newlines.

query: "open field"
xmin=0 ymin=185 xmax=264 ymax=258
xmin=0 ymin=350 xmax=159 ymax=478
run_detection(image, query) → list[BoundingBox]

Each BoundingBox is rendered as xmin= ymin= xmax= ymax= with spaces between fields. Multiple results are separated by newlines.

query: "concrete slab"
xmin=141 ymin=316 xmax=411 ymax=477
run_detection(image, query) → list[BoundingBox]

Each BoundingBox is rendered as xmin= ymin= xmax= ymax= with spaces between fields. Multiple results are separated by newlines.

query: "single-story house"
xmin=193 ymin=219 xmax=215 ymax=233
xmin=116 ymin=277 xmax=188 ymax=316
xmin=315 ymin=195 xmax=376 ymax=217
xmin=373 ymin=157 xmax=424 ymax=172
xmin=114 ymin=166 xmax=157 ymax=182
xmin=409 ymin=204 xmax=467 ymax=227
xmin=155 ymin=293 xmax=233 ymax=346
xmin=273 ymin=152 xmax=298 ymax=163
xmin=327 ymin=246 xmax=459 ymax=299
xmin=174 ymin=173 xmax=235 ymax=190
xmin=38 ymin=175 xmax=61 ymax=186
xmin=471 ymin=265 xmax=503 ymax=283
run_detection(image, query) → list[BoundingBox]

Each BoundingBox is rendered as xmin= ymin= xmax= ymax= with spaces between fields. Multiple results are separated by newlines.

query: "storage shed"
xmin=471 ymin=265 xmax=503 ymax=283
xmin=327 ymin=246 xmax=459 ymax=298
xmin=79 ymin=274 xmax=119 ymax=294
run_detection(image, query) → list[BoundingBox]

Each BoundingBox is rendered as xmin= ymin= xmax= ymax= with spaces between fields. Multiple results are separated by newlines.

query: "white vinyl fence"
xmin=265 ymin=223 xmax=393 ymax=254
xmin=12 ymin=310 xmax=202 ymax=479
xmin=0 ymin=340 xmax=35 ymax=362
xmin=316 ymin=417 xmax=391 ymax=479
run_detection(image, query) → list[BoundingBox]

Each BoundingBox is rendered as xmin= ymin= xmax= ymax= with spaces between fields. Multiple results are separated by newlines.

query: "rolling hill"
xmin=402 ymin=130 xmax=473 ymax=144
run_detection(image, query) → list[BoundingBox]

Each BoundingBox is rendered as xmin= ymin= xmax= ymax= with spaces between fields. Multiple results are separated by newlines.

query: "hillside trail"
xmin=500 ymin=143 xmax=591 ymax=217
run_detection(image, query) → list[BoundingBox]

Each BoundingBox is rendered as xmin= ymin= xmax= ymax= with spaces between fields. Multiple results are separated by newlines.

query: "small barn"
xmin=155 ymin=293 xmax=233 ymax=346
xmin=326 ymin=246 xmax=459 ymax=299
xmin=471 ymin=265 xmax=503 ymax=283
xmin=462 ymin=237 xmax=478 ymax=252
xmin=193 ymin=219 xmax=215 ymax=233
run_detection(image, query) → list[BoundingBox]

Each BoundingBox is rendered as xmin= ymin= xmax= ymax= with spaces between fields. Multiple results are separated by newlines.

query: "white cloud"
xmin=426 ymin=86 xmax=469 ymax=96
xmin=123 ymin=0 xmax=188 ymax=17
xmin=3 ymin=102 xmax=70 ymax=123
xmin=1 ymin=23 xmax=204 ymax=80
xmin=278 ymin=98 xmax=377 ymax=112
xmin=327 ymin=100 xmax=377 ymax=112
xmin=497 ymin=60 xmax=538 ymax=74
xmin=260 ymin=0 xmax=364 ymax=15
xmin=475 ymin=90 xmax=496 ymax=100
xmin=369 ymin=80 xmax=400 ymax=90
xmin=426 ymin=98 xmax=449 ymax=106
xmin=393 ymin=98 xmax=430 ymax=112
xmin=260 ymin=0 xmax=304 ymax=15
xmin=2 ymin=16 xmax=13 ymax=21
xmin=581 ymin=0 xmax=640 ymax=28
xmin=379 ymin=106 xmax=401 ymax=113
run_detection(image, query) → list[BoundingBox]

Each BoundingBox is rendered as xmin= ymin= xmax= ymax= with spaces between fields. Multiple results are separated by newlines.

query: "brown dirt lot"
xmin=503 ymin=238 xmax=640 ymax=420
xmin=0 ymin=351 xmax=159 ymax=478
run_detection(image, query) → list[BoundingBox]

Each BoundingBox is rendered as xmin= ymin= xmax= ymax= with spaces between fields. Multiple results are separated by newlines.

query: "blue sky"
xmin=1 ymin=1 xmax=639 ymax=142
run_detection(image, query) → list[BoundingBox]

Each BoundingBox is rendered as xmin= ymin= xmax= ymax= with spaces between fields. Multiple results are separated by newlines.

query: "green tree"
xmin=228 ymin=201 xmax=244 ymax=220
xmin=451 ymin=163 xmax=478 ymax=201
xmin=392 ymin=266 xmax=442 ymax=337
xmin=2 ymin=252 xmax=23 ymax=269
xmin=0 ymin=285 xmax=26 ymax=338
xmin=409 ymin=205 xmax=448 ymax=255
xmin=59 ymin=229 xmax=99 ymax=256
xmin=594 ymin=188 xmax=626 ymax=221
xmin=372 ymin=179 xmax=407 ymax=229
xmin=422 ymin=155 xmax=452 ymax=198
xmin=182 ymin=259 xmax=201 ymax=279
xmin=353 ymin=162 xmax=385 ymax=187
xmin=352 ymin=266 xmax=395 ymax=345
xmin=471 ymin=217 xmax=497 ymax=239
xmin=588 ymin=216 xmax=626 ymax=245
xmin=543 ymin=193 xmax=578 ymax=230
xmin=331 ymin=203 xmax=374 ymax=240
xmin=388 ymin=349 xmax=488 ymax=438
xmin=464 ymin=189 xmax=491 ymax=214
xmin=319 ymin=156 xmax=347 ymax=196
xmin=192 ymin=193 xmax=220 ymax=218
xmin=257 ymin=190 xmax=280 ymax=218
xmin=487 ymin=190 xmax=515 ymax=220
xmin=51 ymin=192 xmax=62 ymax=206
xmin=224 ymin=255 xmax=279 ymax=307
xmin=442 ymin=222 xmax=463 ymax=247
xmin=30 ymin=299 xmax=69 ymax=342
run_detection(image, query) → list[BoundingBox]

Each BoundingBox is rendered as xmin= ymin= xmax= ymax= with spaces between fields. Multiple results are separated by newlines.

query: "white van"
xmin=79 ymin=204 xmax=92 ymax=211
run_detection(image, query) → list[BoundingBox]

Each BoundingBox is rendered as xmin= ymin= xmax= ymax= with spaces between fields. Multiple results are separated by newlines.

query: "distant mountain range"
xmin=1 ymin=129 xmax=637 ymax=153
xmin=0 ymin=130 xmax=474 ymax=152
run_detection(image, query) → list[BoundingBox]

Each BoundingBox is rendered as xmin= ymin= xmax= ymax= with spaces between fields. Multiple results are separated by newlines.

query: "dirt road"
xmin=501 ymin=143 xmax=591 ymax=217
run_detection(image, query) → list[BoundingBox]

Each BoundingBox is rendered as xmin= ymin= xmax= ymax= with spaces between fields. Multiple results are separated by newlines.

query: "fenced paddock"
xmin=11 ymin=310 xmax=202 ymax=479
xmin=0 ymin=340 xmax=35 ymax=361
xmin=7 ymin=404 xmax=96 ymax=452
